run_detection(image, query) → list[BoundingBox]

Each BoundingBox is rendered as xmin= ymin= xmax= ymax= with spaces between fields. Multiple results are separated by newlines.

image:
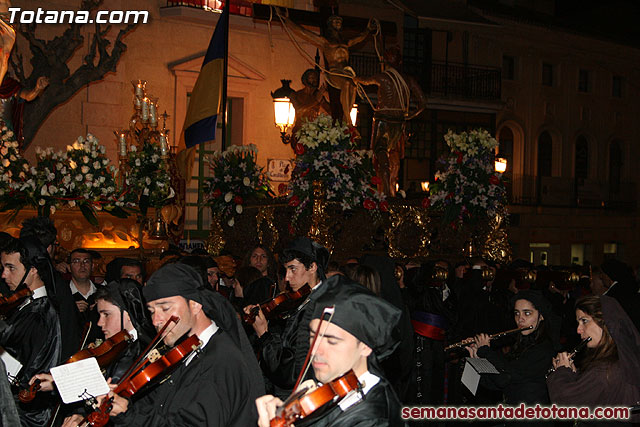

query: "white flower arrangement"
xmin=0 ymin=133 xmax=126 ymax=224
xmin=203 ymin=144 xmax=272 ymax=226
xmin=124 ymin=140 xmax=175 ymax=212
xmin=428 ymin=129 xmax=506 ymax=228
xmin=287 ymin=114 xmax=386 ymax=227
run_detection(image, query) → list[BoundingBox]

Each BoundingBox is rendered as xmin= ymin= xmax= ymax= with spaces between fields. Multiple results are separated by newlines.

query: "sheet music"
xmin=50 ymin=357 xmax=109 ymax=404
xmin=0 ymin=346 xmax=23 ymax=380
xmin=466 ymin=357 xmax=500 ymax=374
xmin=461 ymin=357 xmax=500 ymax=396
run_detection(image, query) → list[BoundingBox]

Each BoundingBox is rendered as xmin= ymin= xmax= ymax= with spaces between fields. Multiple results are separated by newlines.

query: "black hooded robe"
xmin=303 ymin=376 xmax=406 ymax=427
xmin=111 ymin=328 xmax=258 ymax=426
xmin=0 ymin=295 xmax=61 ymax=427
xmin=257 ymin=281 xmax=331 ymax=398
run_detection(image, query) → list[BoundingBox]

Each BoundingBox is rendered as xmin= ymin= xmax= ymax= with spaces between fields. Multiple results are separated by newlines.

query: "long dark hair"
xmin=509 ymin=294 xmax=553 ymax=358
xmin=575 ymin=296 xmax=618 ymax=372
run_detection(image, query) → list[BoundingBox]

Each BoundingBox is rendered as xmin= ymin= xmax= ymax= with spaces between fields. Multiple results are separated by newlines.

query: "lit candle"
xmin=141 ymin=97 xmax=149 ymax=122
xmin=135 ymin=83 xmax=144 ymax=98
xmin=160 ymin=134 xmax=168 ymax=156
xmin=119 ymin=133 xmax=127 ymax=156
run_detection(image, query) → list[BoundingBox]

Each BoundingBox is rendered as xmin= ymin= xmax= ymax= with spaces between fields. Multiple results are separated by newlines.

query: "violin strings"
xmin=119 ymin=317 xmax=179 ymax=383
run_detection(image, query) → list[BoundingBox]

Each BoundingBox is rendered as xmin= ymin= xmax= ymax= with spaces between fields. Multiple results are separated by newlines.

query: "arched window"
xmin=609 ymin=140 xmax=623 ymax=194
xmin=498 ymin=127 xmax=514 ymax=174
xmin=575 ymin=136 xmax=588 ymax=180
xmin=537 ymin=131 xmax=552 ymax=177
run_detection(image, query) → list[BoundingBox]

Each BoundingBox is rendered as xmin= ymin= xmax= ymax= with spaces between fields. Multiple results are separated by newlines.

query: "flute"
xmin=546 ymin=336 xmax=592 ymax=377
xmin=445 ymin=325 xmax=533 ymax=352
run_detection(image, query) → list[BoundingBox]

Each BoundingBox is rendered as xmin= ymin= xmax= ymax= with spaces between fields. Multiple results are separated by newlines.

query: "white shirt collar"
xmin=184 ymin=321 xmax=219 ymax=366
xmin=312 ymin=280 xmax=323 ymax=291
xmin=128 ymin=328 xmax=139 ymax=342
xmin=337 ymin=371 xmax=379 ymax=411
xmin=69 ymin=280 xmax=97 ymax=299
xmin=18 ymin=286 xmax=47 ymax=310
xmin=32 ymin=286 xmax=47 ymax=299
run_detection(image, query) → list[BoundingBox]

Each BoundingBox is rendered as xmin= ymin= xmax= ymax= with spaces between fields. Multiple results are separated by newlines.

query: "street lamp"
xmin=271 ymin=80 xmax=295 ymax=145
xmin=349 ymin=104 xmax=358 ymax=126
xmin=494 ymin=156 xmax=507 ymax=173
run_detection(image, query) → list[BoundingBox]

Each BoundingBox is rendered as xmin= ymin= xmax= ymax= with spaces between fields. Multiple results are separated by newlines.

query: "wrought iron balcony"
xmin=505 ymin=174 xmax=637 ymax=210
xmin=350 ymin=53 xmax=502 ymax=102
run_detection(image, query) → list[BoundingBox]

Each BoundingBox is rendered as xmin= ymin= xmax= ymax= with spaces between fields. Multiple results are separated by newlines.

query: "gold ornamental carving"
xmin=386 ymin=205 xmax=430 ymax=259
xmin=256 ymin=206 xmax=279 ymax=252
xmin=206 ymin=214 xmax=226 ymax=256
xmin=307 ymin=181 xmax=334 ymax=253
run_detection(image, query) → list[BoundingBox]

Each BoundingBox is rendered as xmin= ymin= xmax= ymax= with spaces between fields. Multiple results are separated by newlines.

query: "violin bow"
xmin=293 ymin=306 xmax=335 ymax=391
xmin=117 ymin=315 xmax=180 ymax=385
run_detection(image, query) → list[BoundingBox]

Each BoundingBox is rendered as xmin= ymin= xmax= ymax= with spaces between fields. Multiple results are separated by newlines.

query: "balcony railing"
xmin=350 ymin=53 xmax=501 ymax=102
xmin=164 ymin=0 xmax=254 ymax=16
xmin=505 ymin=174 xmax=636 ymax=210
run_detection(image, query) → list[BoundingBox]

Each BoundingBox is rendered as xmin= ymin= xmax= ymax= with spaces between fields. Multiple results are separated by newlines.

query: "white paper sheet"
xmin=461 ymin=357 xmax=499 ymax=396
xmin=0 ymin=346 xmax=23 ymax=380
xmin=50 ymin=357 xmax=109 ymax=404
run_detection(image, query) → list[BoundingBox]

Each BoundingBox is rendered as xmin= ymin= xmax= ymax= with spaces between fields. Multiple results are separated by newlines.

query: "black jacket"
xmin=477 ymin=337 xmax=554 ymax=404
xmin=305 ymin=375 xmax=407 ymax=426
xmin=112 ymin=329 xmax=260 ymax=426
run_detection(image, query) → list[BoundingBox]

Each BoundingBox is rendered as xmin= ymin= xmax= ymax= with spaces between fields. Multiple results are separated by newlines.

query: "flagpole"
xmin=220 ymin=0 xmax=230 ymax=151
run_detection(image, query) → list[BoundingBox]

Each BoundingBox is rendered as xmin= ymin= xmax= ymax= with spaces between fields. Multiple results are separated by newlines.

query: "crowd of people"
xmin=1 ymin=216 xmax=639 ymax=426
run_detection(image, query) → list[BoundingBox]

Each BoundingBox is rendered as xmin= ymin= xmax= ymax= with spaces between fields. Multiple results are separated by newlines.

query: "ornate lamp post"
xmin=271 ymin=80 xmax=295 ymax=144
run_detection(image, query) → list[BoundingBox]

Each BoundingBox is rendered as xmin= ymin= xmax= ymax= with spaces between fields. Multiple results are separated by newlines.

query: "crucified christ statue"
xmin=277 ymin=8 xmax=377 ymax=124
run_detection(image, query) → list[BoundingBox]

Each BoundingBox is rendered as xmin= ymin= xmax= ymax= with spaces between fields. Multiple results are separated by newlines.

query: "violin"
xmin=18 ymin=330 xmax=132 ymax=403
xmin=243 ymin=284 xmax=311 ymax=325
xmin=0 ymin=286 xmax=32 ymax=318
xmin=270 ymin=370 xmax=361 ymax=427
xmin=80 ymin=334 xmax=201 ymax=427
xmin=65 ymin=330 xmax=132 ymax=366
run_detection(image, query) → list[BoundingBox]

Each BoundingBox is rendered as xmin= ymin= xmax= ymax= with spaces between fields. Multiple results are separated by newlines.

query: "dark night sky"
xmin=555 ymin=0 xmax=640 ymax=47
xmin=467 ymin=0 xmax=640 ymax=48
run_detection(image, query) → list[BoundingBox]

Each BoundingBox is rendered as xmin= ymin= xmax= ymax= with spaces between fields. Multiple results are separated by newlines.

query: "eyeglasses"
xmin=71 ymin=258 xmax=92 ymax=265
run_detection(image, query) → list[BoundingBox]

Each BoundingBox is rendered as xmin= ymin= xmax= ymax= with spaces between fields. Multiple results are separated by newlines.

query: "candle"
xmin=149 ymin=100 xmax=158 ymax=126
xmin=160 ymin=134 xmax=168 ymax=156
xmin=141 ymin=97 xmax=149 ymax=122
xmin=135 ymin=83 xmax=144 ymax=98
xmin=134 ymin=96 xmax=141 ymax=109
xmin=119 ymin=133 xmax=127 ymax=156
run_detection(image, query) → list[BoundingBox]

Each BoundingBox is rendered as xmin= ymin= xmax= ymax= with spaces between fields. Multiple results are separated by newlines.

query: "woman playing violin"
xmin=256 ymin=275 xmax=407 ymax=426
xmin=546 ymin=295 xmax=640 ymax=425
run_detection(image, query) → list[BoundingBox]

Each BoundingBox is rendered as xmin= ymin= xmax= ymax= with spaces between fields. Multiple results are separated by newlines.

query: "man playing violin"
xmin=256 ymin=275 xmax=406 ymax=426
xmin=246 ymin=237 xmax=331 ymax=399
xmin=99 ymin=263 xmax=264 ymax=426
xmin=0 ymin=236 xmax=61 ymax=426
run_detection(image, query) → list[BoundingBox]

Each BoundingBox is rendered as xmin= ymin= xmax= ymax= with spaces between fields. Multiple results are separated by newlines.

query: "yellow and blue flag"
xmin=182 ymin=8 xmax=228 ymax=148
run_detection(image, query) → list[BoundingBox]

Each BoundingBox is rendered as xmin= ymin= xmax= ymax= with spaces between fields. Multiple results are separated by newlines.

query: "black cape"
xmin=257 ymin=280 xmax=332 ymax=397
xmin=0 ymin=295 xmax=61 ymax=426
xmin=304 ymin=375 xmax=407 ymax=426
xmin=112 ymin=329 xmax=259 ymax=426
